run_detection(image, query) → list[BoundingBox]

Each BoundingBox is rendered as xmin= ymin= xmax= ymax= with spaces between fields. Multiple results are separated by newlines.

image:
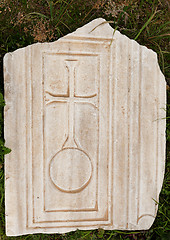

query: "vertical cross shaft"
xmin=64 ymin=60 xmax=78 ymax=148
xmin=45 ymin=59 xmax=98 ymax=149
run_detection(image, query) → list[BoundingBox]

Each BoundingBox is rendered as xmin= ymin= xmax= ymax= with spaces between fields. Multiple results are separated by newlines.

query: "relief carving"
xmin=48 ymin=60 xmax=94 ymax=193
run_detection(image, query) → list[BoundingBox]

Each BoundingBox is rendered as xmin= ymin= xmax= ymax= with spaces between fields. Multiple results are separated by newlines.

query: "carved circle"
xmin=49 ymin=148 xmax=92 ymax=193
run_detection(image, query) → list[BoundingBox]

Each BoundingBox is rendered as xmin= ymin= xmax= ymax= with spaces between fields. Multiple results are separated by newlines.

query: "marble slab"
xmin=4 ymin=18 xmax=166 ymax=236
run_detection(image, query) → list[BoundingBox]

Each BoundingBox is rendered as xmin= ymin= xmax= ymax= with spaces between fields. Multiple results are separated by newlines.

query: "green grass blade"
xmin=49 ymin=1 xmax=53 ymax=21
xmin=153 ymin=41 xmax=165 ymax=73
xmin=135 ymin=9 xmax=158 ymax=40
xmin=158 ymin=21 xmax=170 ymax=31
xmin=26 ymin=12 xmax=49 ymax=19
xmin=89 ymin=21 xmax=114 ymax=33
xmin=55 ymin=0 xmax=73 ymax=26
xmin=81 ymin=230 xmax=92 ymax=239
xmin=60 ymin=20 xmax=71 ymax=31
xmin=13 ymin=12 xmax=49 ymax=27
xmin=149 ymin=33 xmax=170 ymax=39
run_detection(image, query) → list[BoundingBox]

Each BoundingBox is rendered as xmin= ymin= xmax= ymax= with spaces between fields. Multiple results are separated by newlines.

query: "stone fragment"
xmin=4 ymin=18 xmax=166 ymax=236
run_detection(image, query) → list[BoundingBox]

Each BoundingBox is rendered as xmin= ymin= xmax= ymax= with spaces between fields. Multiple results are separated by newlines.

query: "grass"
xmin=0 ymin=0 xmax=170 ymax=239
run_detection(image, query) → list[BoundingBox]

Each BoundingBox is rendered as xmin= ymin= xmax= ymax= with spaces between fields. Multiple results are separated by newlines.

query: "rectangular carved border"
xmin=26 ymin=36 xmax=114 ymax=229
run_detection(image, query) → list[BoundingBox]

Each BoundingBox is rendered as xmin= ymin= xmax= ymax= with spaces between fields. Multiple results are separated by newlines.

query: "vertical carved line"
xmin=155 ymin=63 xmax=159 ymax=214
xmin=126 ymin=40 xmax=133 ymax=228
xmin=42 ymin=54 xmax=45 ymax=211
xmin=123 ymin=39 xmax=129 ymax=228
xmin=30 ymin=47 xmax=33 ymax=226
xmin=126 ymin=40 xmax=129 ymax=229
xmin=108 ymin=43 xmax=113 ymax=224
xmin=15 ymin=52 xmax=20 ymax=224
xmin=96 ymin=56 xmax=100 ymax=210
xmin=134 ymin=43 xmax=140 ymax=226
xmin=137 ymin=47 xmax=142 ymax=223
xmin=26 ymin=46 xmax=33 ymax=227
xmin=25 ymin=47 xmax=28 ymax=228
xmin=31 ymin=48 xmax=35 ymax=223
xmin=112 ymin=38 xmax=118 ymax=227
xmin=98 ymin=53 xmax=102 ymax=213
xmin=151 ymin=56 xmax=158 ymax=217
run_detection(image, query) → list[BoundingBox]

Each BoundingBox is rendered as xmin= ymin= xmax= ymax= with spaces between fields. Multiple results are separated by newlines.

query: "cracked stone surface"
xmin=4 ymin=18 xmax=166 ymax=236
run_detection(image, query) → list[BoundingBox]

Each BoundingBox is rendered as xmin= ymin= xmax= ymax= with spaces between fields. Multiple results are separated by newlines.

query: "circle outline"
xmin=49 ymin=147 xmax=93 ymax=193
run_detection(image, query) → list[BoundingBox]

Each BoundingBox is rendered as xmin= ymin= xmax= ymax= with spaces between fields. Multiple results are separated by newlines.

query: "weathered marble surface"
xmin=4 ymin=18 xmax=166 ymax=236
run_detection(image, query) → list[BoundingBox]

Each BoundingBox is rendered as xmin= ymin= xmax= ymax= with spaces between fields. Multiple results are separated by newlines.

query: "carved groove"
xmin=137 ymin=47 xmax=142 ymax=224
xmin=27 ymin=37 xmax=112 ymax=228
xmin=48 ymin=59 xmax=95 ymax=193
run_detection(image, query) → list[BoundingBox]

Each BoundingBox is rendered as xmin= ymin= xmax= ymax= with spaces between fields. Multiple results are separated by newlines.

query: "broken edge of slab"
xmin=4 ymin=18 xmax=166 ymax=236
